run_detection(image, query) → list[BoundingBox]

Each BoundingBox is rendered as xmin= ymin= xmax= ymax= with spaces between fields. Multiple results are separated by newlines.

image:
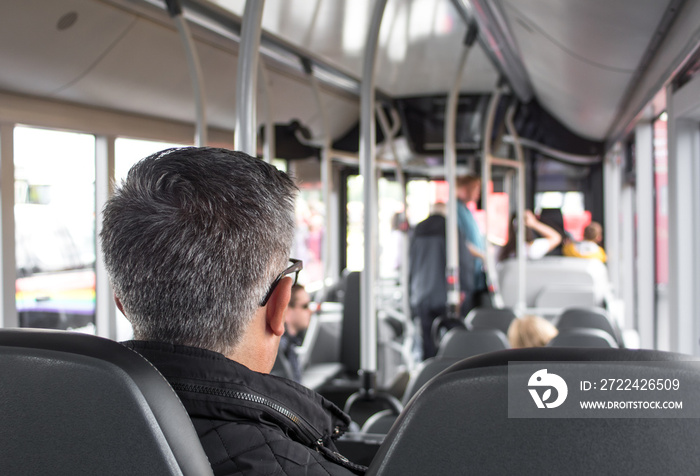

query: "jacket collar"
xmin=122 ymin=340 xmax=351 ymax=446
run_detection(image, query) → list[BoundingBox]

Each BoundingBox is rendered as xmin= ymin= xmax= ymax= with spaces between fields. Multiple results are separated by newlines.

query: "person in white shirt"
xmin=499 ymin=210 xmax=562 ymax=261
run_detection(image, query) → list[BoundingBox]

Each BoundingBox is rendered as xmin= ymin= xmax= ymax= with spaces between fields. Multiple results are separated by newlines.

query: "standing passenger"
xmin=456 ymin=174 xmax=488 ymax=305
xmin=409 ymin=203 xmax=474 ymax=359
xmin=101 ymin=147 xmax=365 ymax=475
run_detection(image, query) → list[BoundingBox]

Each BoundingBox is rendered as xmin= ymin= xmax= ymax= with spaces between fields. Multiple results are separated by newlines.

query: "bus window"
xmin=378 ymin=178 xmax=405 ymax=279
xmin=653 ymin=113 xmax=669 ymax=348
xmin=293 ymin=185 xmax=326 ymax=288
xmin=346 ymin=175 xmax=364 ymax=273
xmin=14 ymin=126 xmax=96 ymax=333
xmin=406 ymin=179 xmax=433 ymax=226
xmin=347 ymin=175 xmax=424 ymax=278
xmin=535 ymin=191 xmax=589 ymax=240
xmin=115 ymin=138 xmax=187 ymax=180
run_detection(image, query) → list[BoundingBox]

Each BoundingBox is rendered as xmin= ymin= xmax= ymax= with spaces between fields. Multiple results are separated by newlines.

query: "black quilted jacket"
xmin=123 ymin=341 xmax=366 ymax=475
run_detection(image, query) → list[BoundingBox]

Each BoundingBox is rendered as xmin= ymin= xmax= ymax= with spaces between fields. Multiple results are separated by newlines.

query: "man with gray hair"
xmin=101 ymin=147 xmax=364 ymax=475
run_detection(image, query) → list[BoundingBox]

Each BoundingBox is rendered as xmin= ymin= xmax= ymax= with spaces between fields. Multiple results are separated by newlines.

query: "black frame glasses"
xmin=260 ymin=258 xmax=303 ymax=307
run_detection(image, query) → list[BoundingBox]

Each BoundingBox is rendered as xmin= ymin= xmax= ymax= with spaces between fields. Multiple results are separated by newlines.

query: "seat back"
xmin=361 ymin=409 xmax=399 ymax=434
xmin=368 ymin=348 xmax=700 ymax=475
xmin=465 ymin=307 xmax=517 ymax=335
xmin=341 ymin=271 xmax=362 ymax=375
xmin=497 ymin=257 xmax=611 ymax=310
xmin=271 ymin=346 xmax=295 ymax=380
xmin=0 ymin=329 xmax=213 ymax=476
xmin=361 ymin=356 xmax=456 ymax=435
xmin=437 ymin=328 xmax=509 ymax=359
xmin=548 ymin=327 xmax=619 ymax=348
xmin=401 ymin=357 xmax=459 ymax=405
xmin=303 ymin=304 xmax=343 ymax=367
xmin=556 ymin=307 xmax=623 ymax=345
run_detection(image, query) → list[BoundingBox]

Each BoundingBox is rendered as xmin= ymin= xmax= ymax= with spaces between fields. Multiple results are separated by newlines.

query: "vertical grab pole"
xmin=505 ymin=104 xmax=526 ymax=312
xmin=165 ymin=0 xmax=208 ymax=146
xmin=303 ymin=59 xmax=334 ymax=288
xmin=95 ymin=135 xmax=117 ymax=339
xmin=0 ymin=123 xmax=17 ymax=329
xmin=258 ymin=61 xmax=275 ymax=163
xmin=234 ymin=0 xmax=265 ymax=155
xmin=445 ymin=27 xmax=478 ymax=320
xmin=377 ymin=105 xmax=416 ymax=370
xmin=376 ymin=105 xmax=410 ymax=325
xmin=359 ymin=0 xmax=387 ymax=393
xmin=481 ymin=85 xmax=503 ymax=305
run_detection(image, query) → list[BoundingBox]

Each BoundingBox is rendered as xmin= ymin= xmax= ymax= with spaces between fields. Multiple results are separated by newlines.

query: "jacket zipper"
xmin=171 ymin=381 xmax=364 ymax=472
xmin=170 ymin=382 xmax=321 ymax=446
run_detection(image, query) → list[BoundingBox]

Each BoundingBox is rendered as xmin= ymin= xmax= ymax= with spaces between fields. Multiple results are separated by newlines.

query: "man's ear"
xmin=265 ymin=276 xmax=292 ymax=337
xmin=114 ymin=294 xmax=125 ymax=316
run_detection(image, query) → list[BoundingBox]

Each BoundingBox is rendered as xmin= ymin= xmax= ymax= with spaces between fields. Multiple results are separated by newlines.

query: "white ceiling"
xmin=499 ymin=0 xmax=672 ymax=139
xmin=0 ymin=0 xmax=689 ymax=143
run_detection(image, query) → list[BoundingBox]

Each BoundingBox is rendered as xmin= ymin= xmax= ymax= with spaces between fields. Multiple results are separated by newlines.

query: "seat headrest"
xmin=368 ymin=347 xmax=700 ymax=476
xmin=437 ymin=328 xmax=509 ymax=359
xmin=548 ymin=328 xmax=619 ymax=348
xmin=0 ymin=328 xmax=213 ymax=476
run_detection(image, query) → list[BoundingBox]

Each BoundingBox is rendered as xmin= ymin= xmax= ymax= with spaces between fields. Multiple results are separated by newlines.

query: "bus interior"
xmin=1 ymin=0 xmax=700 ymax=473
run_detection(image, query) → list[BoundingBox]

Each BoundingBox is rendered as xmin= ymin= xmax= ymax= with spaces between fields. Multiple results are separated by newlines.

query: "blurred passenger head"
xmin=508 ymin=315 xmax=558 ymax=348
xmin=584 ymin=221 xmax=603 ymax=243
xmin=456 ymin=174 xmax=481 ymax=203
xmin=101 ymin=147 xmax=298 ymax=356
xmin=498 ymin=213 xmax=537 ymax=261
xmin=285 ymin=284 xmax=313 ymax=337
xmin=430 ymin=202 xmax=447 ymax=216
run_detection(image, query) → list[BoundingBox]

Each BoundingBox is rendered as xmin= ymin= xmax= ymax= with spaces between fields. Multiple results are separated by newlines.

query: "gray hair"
xmin=101 ymin=147 xmax=298 ymax=355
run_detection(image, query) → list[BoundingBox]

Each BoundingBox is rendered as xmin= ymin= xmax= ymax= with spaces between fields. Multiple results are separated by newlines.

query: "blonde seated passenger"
xmin=508 ymin=315 xmax=558 ymax=348
xmin=563 ymin=221 xmax=607 ymax=263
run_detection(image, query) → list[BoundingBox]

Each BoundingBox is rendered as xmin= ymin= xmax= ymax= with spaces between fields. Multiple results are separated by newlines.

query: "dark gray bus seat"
xmin=341 ymin=271 xmax=362 ymax=375
xmin=401 ymin=358 xmax=459 ymax=406
xmin=300 ymin=281 xmax=407 ymax=392
xmin=437 ymin=328 xmax=510 ymax=359
xmin=271 ymin=347 xmax=296 ymax=380
xmin=0 ymin=328 xmax=214 ymax=476
xmin=465 ymin=307 xmax=517 ymax=335
xmin=273 ymin=302 xmax=345 ymax=390
xmin=367 ymin=348 xmax=700 ymax=475
xmin=361 ymin=357 xmax=458 ymax=435
xmin=555 ymin=306 xmax=623 ymax=346
xmin=363 ymin=328 xmax=510 ymax=434
xmin=548 ymin=328 xmax=619 ymax=348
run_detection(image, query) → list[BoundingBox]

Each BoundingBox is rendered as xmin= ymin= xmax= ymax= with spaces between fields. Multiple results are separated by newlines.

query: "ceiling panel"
xmin=213 ymin=0 xmax=499 ymax=97
xmin=0 ymin=0 xmax=135 ymax=97
xmin=56 ymin=16 xmax=232 ymax=127
xmin=500 ymin=0 xmax=673 ymax=139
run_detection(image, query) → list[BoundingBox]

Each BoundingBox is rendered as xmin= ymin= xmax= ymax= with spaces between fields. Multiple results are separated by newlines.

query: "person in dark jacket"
xmin=409 ymin=203 xmax=475 ymax=359
xmin=101 ymin=147 xmax=364 ymax=475
xmin=276 ymin=284 xmax=314 ymax=383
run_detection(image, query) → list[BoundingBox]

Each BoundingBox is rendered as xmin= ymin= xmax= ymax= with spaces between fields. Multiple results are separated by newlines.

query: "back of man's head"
xmin=101 ymin=147 xmax=298 ymax=355
xmin=430 ymin=202 xmax=446 ymax=216
xmin=456 ymin=174 xmax=481 ymax=202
